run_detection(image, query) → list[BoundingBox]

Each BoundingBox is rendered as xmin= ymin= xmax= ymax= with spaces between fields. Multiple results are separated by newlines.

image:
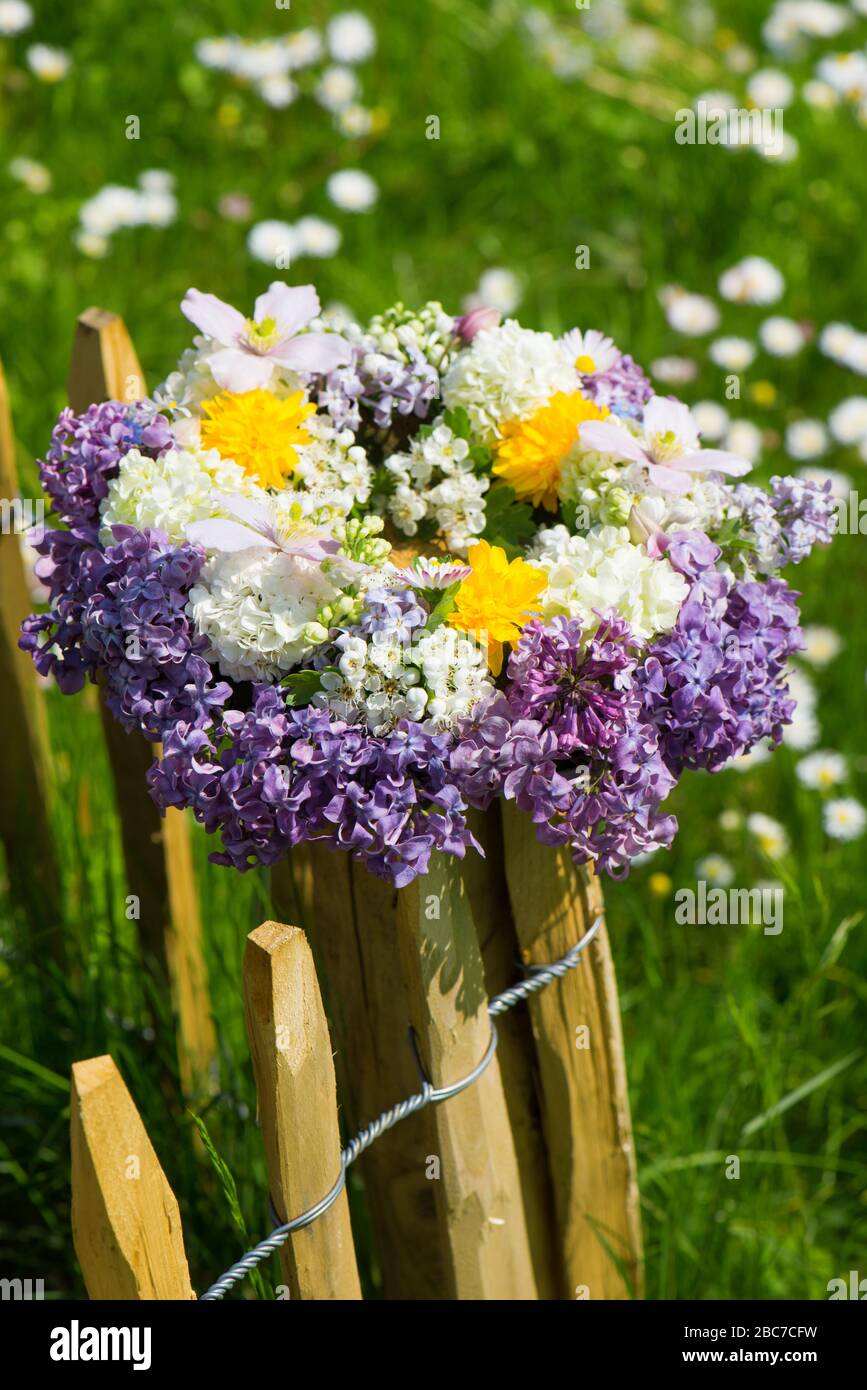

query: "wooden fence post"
xmin=71 ymin=1055 xmax=195 ymax=1300
xmin=244 ymin=921 xmax=361 ymax=1300
xmin=67 ymin=308 xmax=217 ymax=1101
xmin=397 ymin=853 xmax=538 ymax=1300
xmin=0 ymin=357 xmax=61 ymax=936
xmin=501 ymin=803 xmax=643 ymax=1299
xmin=278 ymin=846 xmax=447 ymax=1299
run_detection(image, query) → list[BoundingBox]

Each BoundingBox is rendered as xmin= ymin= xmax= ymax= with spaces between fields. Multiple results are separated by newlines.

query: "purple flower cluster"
xmin=20 ymin=525 xmax=230 ymax=741
xmin=733 ymin=475 xmax=835 ymax=572
xmin=451 ymin=615 xmax=678 ymax=877
xmin=39 ymin=401 xmax=173 ymax=528
xmin=639 ymin=531 xmax=803 ymax=775
xmin=149 ymin=689 xmax=479 ymax=886
xmin=582 ymin=353 xmax=653 ymax=417
xmin=314 ymin=343 xmax=440 ymax=434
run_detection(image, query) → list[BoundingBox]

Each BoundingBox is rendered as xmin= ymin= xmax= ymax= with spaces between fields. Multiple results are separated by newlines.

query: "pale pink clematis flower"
xmin=579 ymin=395 xmax=752 ymax=494
xmin=186 ymin=495 xmax=341 ymax=563
xmin=181 ymin=282 xmax=351 ymax=393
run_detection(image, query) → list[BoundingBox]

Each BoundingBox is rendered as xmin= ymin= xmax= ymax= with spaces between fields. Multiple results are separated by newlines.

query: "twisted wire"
xmin=199 ymin=912 xmax=603 ymax=1301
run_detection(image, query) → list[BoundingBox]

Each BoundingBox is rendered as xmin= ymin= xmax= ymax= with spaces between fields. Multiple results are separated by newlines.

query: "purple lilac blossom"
xmin=581 ymin=353 xmax=653 ymax=417
xmin=20 ymin=525 xmax=230 ymax=741
xmin=314 ymin=342 xmax=440 ymax=433
xmin=38 ymin=401 xmax=173 ymax=529
xmin=148 ymin=690 xmax=479 ymax=887
xmin=638 ymin=529 xmax=803 ymax=774
xmin=450 ymin=615 xmax=678 ymax=878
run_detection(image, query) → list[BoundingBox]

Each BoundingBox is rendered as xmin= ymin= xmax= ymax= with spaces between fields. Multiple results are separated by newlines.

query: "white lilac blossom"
xmin=385 ymin=420 xmax=489 ymax=555
xmin=293 ymin=415 xmax=373 ymax=508
xmin=530 ymin=524 xmax=689 ymax=642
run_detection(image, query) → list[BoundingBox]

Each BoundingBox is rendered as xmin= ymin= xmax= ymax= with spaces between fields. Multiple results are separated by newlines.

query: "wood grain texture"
xmin=68 ymin=309 xmax=217 ymax=1099
xmin=397 ymin=853 xmax=538 ymax=1300
xmin=71 ymin=1055 xmax=195 ymax=1300
xmin=0 ymin=356 xmax=60 ymax=931
xmin=277 ymin=845 xmax=446 ymax=1299
xmin=501 ymin=802 xmax=643 ymax=1299
xmin=244 ymin=922 xmax=361 ymax=1300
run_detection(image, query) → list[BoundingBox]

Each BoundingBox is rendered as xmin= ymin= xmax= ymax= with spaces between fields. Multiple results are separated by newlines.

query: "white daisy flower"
xmin=247 ymin=219 xmax=298 ymax=265
xmin=718 ymin=256 xmax=784 ymax=305
xmin=724 ymin=419 xmax=763 ymax=462
xmin=759 ymin=316 xmax=806 ymax=357
xmin=828 ymin=396 xmax=867 ymax=445
xmin=294 ymin=216 xmax=342 ymax=258
xmin=650 ymin=356 xmax=698 ymax=385
xmin=709 ymin=337 xmax=756 ymax=371
xmin=823 ymin=798 xmax=866 ymax=841
xmin=691 ymin=400 xmax=730 ymax=441
xmin=747 ymin=812 xmax=789 ymax=859
xmin=785 ymin=419 xmax=827 ymax=460
xmin=8 ymin=156 xmax=50 ymax=193
xmin=747 ymin=68 xmax=795 ymax=107
xmin=800 ymin=625 xmax=843 ymax=667
xmin=315 ymin=65 xmax=360 ymax=112
xmin=0 ymin=0 xmax=32 ymax=34
xmin=26 ymin=43 xmax=71 ymax=82
xmin=664 ymin=291 xmax=720 ymax=336
xmin=326 ymin=12 xmax=376 ymax=64
xmin=696 ymin=854 xmax=736 ymax=887
xmin=560 ymin=328 xmax=619 ymax=376
xmin=796 ymin=750 xmax=847 ymax=790
xmin=326 ymin=168 xmax=378 ymax=211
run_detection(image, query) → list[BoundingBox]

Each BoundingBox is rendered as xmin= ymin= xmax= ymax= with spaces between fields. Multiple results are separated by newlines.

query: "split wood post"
xmin=243 ymin=921 xmax=361 ymax=1300
xmin=0 ymin=357 xmax=61 ymax=936
xmin=501 ymin=802 xmax=643 ymax=1299
xmin=71 ymin=1055 xmax=195 ymax=1299
xmin=281 ymin=846 xmax=446 ymax=1299
xmin=396 ymin=852 xmax=538 ymax=1300
xmin=463 ymin=809 xmax=562 ymax=1299
xmin=68 ymin=308 xmax=217 ymax=1101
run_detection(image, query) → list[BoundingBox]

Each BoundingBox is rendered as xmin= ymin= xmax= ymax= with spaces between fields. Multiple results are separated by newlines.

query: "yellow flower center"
xmin=448 ymin=539 xmax=546 ymax=674
xmin=574 ymin=354 xmax=597 ymax=374
xmin=200 ymin=389 xmax=316 ymax=489
xmin=245 ymin=315 xmax=280 ymax=350
xmin=493 ymin=392 xmax=608 ymax=511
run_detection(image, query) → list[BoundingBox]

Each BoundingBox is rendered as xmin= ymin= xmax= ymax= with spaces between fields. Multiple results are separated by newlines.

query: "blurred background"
xmin=1 ymin=0 xmax=866 ymax=1299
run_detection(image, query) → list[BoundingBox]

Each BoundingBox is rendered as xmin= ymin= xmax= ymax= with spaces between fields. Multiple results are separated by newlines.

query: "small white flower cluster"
xmin=99 ymin=446 xmax=259 ymax=546
xmin=530 ymin=524 xmax=689 ymax=642
xmin=247 ymin=216 xmax=343 ymax=265
xmin=363 ymin=301 xmax=459 ymax=372
xmin=194 ymin=13 xmax=375 ymax=118
xmin=442 ymin=320 xmax=580 ymax=444
xmin=385 ymin=422 xmax=489 ymax=556
xmin=293 ymin=415 xmax=372 ymax=511
xmin=75 ymin=171 xmax=177 ymax=259
xmin=317 ymin=622 xmax=492 ymax=735
xmin=188 ymin=549 xmax=343 ymax=683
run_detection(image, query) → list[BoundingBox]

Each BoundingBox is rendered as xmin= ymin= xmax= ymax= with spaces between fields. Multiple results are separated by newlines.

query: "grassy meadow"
xmin=1 ymin=0 xmax=866 ymax=1299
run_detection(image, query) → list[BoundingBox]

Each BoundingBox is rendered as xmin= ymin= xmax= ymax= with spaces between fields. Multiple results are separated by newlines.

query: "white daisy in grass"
xmin=718 ymin=809 xmax=742 ymax=832
xmin=650 ymin=356 xmax=697 ymax=385
xmin=326 ymin=12 xmax=376 ymax=64
xmin=718 ymin=256 xmax=784 ymax=305
xmin=560 ymin=328 xmax=619 ymax=378
xmin=326 ymin=168 xmax=378 ymax=212
xmin=759 ymin=316 xmax=806 ymax=357
xmin=724 ymin=419 xmax=763 ymax=463
xmin=471 ymin=268 xmax=523 ymax=316
xmin=785 ymin=420 xmax=827 ymax=460
xmin=800 ymin=625 xmax=843 ymax=668
xmin=796 ymin=751 xmax=847 ymax=790
xmin=664 ymin=291 xmax=720 ymax=336
xmin=784 ymin=669 xmax=819 ymax=751
xmin=0 ymin=0 xmax=32 ymax=35
xmin=709 ymin=337 xmax=756 ymax=371
xmin=747 ymin=69 xmax=795 ymax=108
xmin=26 ymin=43 xmax=71 ymax=81
xmin=747 ymin=812 xmax=790 ymax=860
xmin=691 ymin=401 xmax=729 ymax=442
xmin=828 ymin=397 xmax=867 ymax=446
xmin=823 ymin=798 xmax=866 ymax=842
xmin=696 ymin=854 xmax=736 ymax=887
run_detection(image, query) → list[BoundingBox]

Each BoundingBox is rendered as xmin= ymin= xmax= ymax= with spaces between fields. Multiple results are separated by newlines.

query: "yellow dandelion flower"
xmin=200 ymin=389 xmax=316 ymax=489
xmin=448 ymin=539 xmax=546 ymax=675
xmin=493 ymin=392 xmax=609 ymax=511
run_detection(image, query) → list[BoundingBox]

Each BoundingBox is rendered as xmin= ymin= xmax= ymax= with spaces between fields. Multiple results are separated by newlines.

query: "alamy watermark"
xmin=0 ymin=496 xmax=44 ymax=543
xmin=675 ymin=880 xmax=784 ymax=936
xmin=675 ymin=101 xmax=784 ymax=158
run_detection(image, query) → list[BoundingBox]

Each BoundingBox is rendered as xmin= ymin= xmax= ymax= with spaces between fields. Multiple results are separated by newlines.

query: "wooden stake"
xmin=290 ymin=846 xmax=446 ymax=1299
xmin=501 ymin=803 xmax=643 ymax=1299
xmin=0 ymin=357 xmax=61 ymax=934
xmin=397 ymin=853 xmax=538 ymax=1300
xmin=68 ymin=309 xmax=217 ymax=1100
xmin=71 ymin=1055 xmax=195 ymax=1300
xmin=244 ymin=921 xmax=361 ymax=1300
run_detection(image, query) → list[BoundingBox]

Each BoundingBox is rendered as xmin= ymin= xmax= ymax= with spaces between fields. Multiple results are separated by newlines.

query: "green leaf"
xmin=482 ymin=483 xmax=536 ymax=555
xmin=281 ymin=668 xmax=334 ymax=706
xmin=443 ymin=405 xmax=472 ymax=440
xmin=425 ymin=581 xmax=462 ymax=633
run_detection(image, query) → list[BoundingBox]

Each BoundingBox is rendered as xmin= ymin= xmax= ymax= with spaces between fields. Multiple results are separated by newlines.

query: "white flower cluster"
xmin=317 ymin=623 xmax=492 ymax=735
xmin=442 ymin=320 xmax=580 ymax=444
xmin=75 ymin=171 xmax=177 ymax=260
xmin=385 ymin=422 xmax=489 ymax=556
xmin=188 ymin=549 xmax=342 ymax=683
xmin=530 ymin=524 xmax=689 ymax=642
xmin=362 ymin=301 xmax=461 ymax=372
xmin=293 ymin=415 xmax=372 ymax=511
xmin=154 ymin=339 xmax=305 ymax=431
xmin=99 ymin=446 xmax=259 ymax=546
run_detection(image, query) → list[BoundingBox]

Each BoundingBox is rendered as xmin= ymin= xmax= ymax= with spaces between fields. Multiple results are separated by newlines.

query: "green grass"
xmin=2 ymin=0 xmax=866 ymax=1300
